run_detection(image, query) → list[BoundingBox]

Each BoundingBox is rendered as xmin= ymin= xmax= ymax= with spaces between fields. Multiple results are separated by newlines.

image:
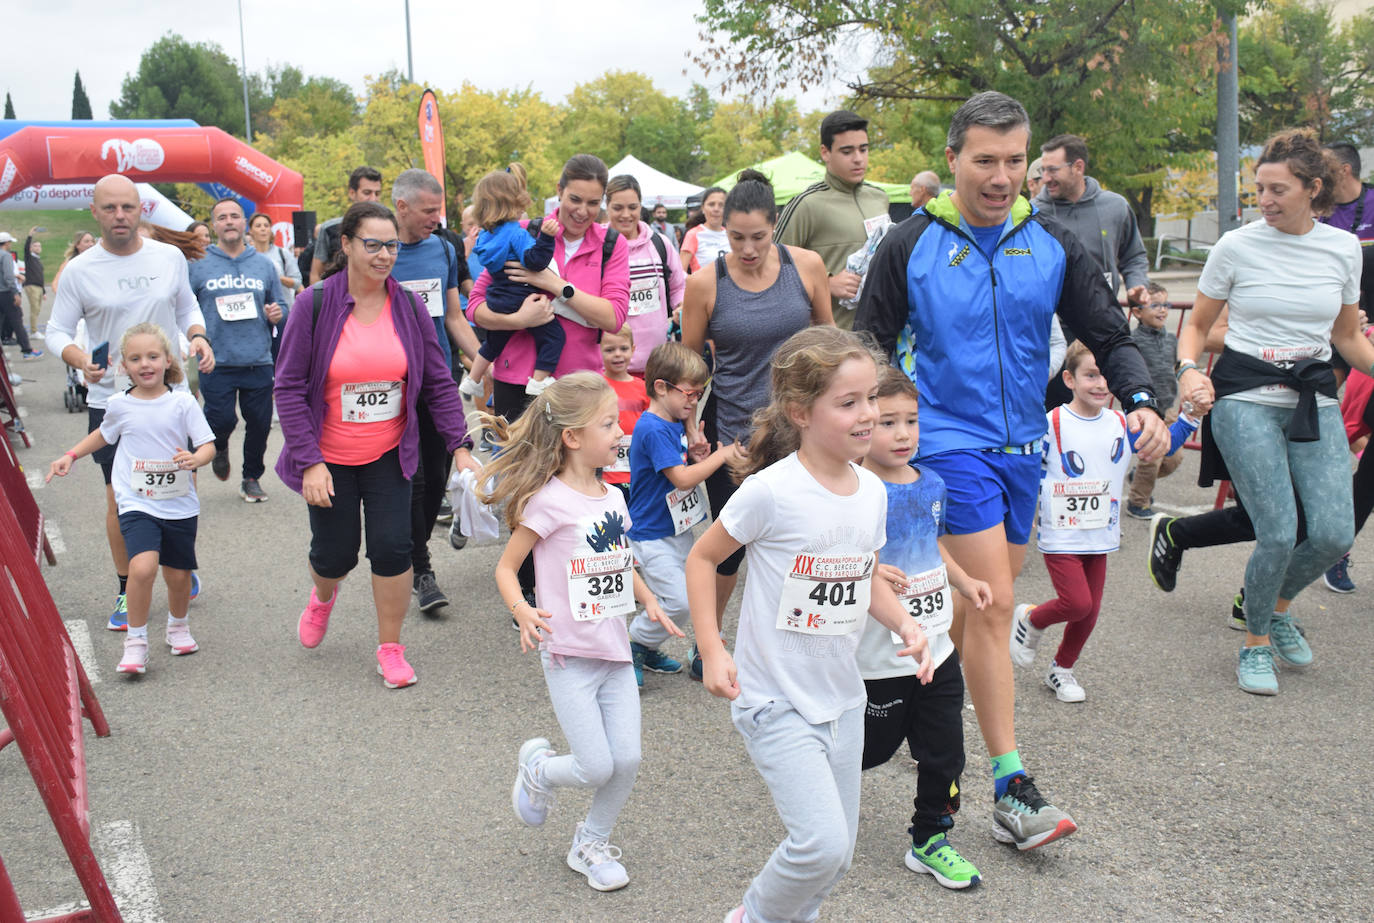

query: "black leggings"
xmin=1170 ymin=491 xmax=1309 ymax=551
xmin=702 ymin=392 xmax=746 ymax=576
xmin=307 ymin=448 xmax=412 ymax=578
xmin=494 ymin=379 xmax=537 ymax=592
xmin=409 ymin=401 xmax=452 ymax=575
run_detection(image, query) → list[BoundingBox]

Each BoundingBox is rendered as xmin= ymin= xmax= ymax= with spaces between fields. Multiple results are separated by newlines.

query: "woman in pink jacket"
xmin=604 ymin=173 xmax=687 ymax=375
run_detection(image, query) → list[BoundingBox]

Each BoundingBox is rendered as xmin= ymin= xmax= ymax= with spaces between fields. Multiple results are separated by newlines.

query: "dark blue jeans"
xmin=199 ymin=364 xmax=274 ymax=480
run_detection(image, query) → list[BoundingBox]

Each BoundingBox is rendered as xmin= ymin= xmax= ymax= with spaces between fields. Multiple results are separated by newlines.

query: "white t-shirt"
xmin=1036 ymin=406 xmax=1130 ymax=554
xmin=720 ymin=453 xmax=887 ymax=725
xmin=45 ymin=239 xmax=203 ymax=409
xmin=99 ymin=389 xmax=214 ymax=519
xmin=1198 ymin=218 xmax=1360 ymax=408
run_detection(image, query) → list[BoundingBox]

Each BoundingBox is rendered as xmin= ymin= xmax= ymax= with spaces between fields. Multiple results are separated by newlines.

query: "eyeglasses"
xmin=1146 ymin=301 xmax=1172 ymax=310
xmin=668 ymin=383 xmax=705 ymax=401
xmin=355 ymin=237 xmax=400 ymax=254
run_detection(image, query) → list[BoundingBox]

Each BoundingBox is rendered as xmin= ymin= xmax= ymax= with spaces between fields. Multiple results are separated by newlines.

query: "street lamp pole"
xmin=405 ymin=0 xmax=414 ymax=83
xmin=238 ymin=0 xmax=253 ymax=142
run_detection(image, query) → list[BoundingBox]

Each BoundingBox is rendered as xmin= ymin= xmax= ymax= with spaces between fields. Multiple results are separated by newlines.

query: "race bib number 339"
xmin=897 ymin=564 xmax=952 ymax=636
xmin=776 ymin=552 xmax=873 ymax=636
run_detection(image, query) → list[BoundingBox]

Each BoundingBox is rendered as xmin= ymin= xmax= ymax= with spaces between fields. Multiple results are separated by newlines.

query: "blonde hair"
xmin=472 ymin=171 xmax=532 ymax=232
xmin=478 ymin=372 xmax=617 ymax=529
xmin=118 ymin=322 xmax=184 ymax=386
xmin=1063 ymin=340 xmax=1095 ymax=374
xmin=733 ymin=327 xmax=881 ymax=482
xmin=602 ymin=323 xmax=633 ymax=345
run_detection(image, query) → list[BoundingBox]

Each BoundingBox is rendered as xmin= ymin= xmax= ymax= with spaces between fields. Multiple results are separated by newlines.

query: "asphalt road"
xmin=4 ymin=346 xmax=1372 ymax=921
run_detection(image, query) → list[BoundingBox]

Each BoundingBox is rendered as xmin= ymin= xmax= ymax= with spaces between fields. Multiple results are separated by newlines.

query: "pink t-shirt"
xmin=522 ymin=475 xmax=635 ymax=662
xmin=319 ymin=302 xmax=408 ymax=465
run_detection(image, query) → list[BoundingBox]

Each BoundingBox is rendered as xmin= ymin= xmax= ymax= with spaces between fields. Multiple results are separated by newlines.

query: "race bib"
xmin=402 ymin=278 xmax=444 ymax=318
xmin=1048 ymin=479 xmax=1112 ymax=530
xmin=111 ymin=369 xmax=132 ymax=393
xmin=607 ymin=435 xmax=632 ymax=474
xmin=341 ymin=380 xmax=403 ymax=423
xmin=130 ymin=458 xmax=189 ymax=501
xmin=215 ymin=292 xmax=257 ymax=322
xmin=864 ymin=213 xmax=892 ymax=237
xmin=894 ymin=564 xmax=952 ymax=638
xmin=627 ymin=276 xmax=662 ymax=317
xmin=666 ymin=483 xmax=707 ymax=535
xmin=567 ymin=549 xmax=635 ymax=621
xmin=776 ymin=552 xmax=873 ymax=636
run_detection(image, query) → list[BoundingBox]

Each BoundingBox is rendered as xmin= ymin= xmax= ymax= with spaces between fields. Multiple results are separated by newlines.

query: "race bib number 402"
xmin=131 ymin=458 xmax=189 ymax=501
xmin=1048 ymin=479 xmax=1112 ymax=530
xmin=567 ymin=550 xmax=635 ymax=621
xmin=341 ymin=380 xmax=403 ymax=423
xmin=776 ymin=552 xmax=873 ymax=636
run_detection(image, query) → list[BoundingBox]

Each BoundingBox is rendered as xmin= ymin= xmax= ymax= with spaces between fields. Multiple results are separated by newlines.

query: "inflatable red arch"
xmin=0 ymin=125 xmax=303 ymax=246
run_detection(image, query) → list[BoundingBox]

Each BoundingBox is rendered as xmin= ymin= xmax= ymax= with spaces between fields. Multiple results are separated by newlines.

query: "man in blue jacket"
xmin=856 ymin=91 xmax=1167 ymax=853
xmin=190 ymin=198 xmax=286 ymax=503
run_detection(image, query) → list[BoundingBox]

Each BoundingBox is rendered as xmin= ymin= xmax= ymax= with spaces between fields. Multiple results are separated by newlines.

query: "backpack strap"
xmin=1051 ymin=405 xmax=1063 ymax=456
xmin=600 ymin=227 xmax=620 ymax=280
xmin=311 ymin=281 xmax=324 ymax=331
xmin=649 ymin=232 xmax=672 ymax=306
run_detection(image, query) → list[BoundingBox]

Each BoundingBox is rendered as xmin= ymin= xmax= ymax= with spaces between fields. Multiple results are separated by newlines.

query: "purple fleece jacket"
xmin=273 ymin=271 xmax=470 ymax=493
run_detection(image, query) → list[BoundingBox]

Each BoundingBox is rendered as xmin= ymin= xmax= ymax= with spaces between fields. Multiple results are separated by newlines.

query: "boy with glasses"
xmin=1127 ymin=282 xmax=1181 ymax=518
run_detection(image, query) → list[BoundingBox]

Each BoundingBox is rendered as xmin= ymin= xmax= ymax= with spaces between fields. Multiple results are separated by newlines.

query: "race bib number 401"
xmin=776 ymin=552 xmax=873 ymax=636
xmin=341 ymin=381 xmax=403 ymax=423
xmin=567 ymin=550 xmax=635 ymax=620
xmin=1048 ymin=479 xmax=1112 ymax=530
xmin=131 ymin=458 xmax=189 ymax=501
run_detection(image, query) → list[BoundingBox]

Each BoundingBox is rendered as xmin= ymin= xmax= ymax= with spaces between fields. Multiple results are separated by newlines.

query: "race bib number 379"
xmin=775 ymin=552 xmax=873 ymax=636
xmin=131 ymin=458 xmax=189 ymax=501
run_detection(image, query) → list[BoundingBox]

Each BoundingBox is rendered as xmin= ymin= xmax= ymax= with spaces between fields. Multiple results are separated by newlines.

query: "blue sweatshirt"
xmin=188 ymin=245 xmax=287 ymax=367
xmin=473 ymin=221 xmax=556 ymax=312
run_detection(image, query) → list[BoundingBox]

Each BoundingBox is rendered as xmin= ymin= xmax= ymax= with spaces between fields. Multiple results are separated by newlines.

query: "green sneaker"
xmin=1237 ymin=644 xmax=1278 ymax=695
xmin=1268 ymin=613 xmax=1312 ymax=667
xmin=1229 ymin=589 xmax=1246 ymax=631
xmin=905 ymin=832 xmax=981 ymax=889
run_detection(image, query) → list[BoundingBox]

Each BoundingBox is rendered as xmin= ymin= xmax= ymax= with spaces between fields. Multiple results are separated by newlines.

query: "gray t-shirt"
xmin=312 ymin=216 xmax=343 ymax=262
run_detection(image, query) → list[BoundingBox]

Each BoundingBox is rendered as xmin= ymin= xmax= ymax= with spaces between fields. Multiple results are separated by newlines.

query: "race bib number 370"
xmin=567 ymin=550 xmax=635 ymax=621
xmin=775 ymin=552 xmax=873 ymax=636
xmin=1048 ymin=479 xmax=1112 ymax=530
xmin=341 ymin=381 xmax=403 ymax=423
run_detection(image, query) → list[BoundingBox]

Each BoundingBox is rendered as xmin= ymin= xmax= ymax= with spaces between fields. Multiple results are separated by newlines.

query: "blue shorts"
xmin=117 ymin=511 xmax=199 ymax=571
xmin=918 ymin=450 xmax=1040 ymax=545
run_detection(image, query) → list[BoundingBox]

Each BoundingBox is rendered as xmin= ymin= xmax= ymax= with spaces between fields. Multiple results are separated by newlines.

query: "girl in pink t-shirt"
xmin=479 ymin=372 xmax=680 ymax=892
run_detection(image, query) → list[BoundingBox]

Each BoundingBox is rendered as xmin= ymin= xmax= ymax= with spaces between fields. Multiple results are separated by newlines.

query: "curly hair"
xmin=1257 ymin=128 xmax=1340 ymax=215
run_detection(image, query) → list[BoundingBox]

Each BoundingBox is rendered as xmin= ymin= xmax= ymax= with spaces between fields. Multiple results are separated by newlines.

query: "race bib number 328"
xmin=567 ymin=550 xmax=635 ymax=621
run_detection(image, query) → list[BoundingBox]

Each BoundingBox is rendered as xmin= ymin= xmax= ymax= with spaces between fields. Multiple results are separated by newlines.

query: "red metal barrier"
xmin=0 ymin=480 xmax=118 ymax=920
xmin=0 ymin=348 xmax=32 ymax=448
xmin=0 ymin=420 xmax=57 ymax=565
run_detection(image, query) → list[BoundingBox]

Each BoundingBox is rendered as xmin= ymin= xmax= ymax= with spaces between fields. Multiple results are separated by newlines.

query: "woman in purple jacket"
xmin=275 ymin=202 xmax=480 ymax=689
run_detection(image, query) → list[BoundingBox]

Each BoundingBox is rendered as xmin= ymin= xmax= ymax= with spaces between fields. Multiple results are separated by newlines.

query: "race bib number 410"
xmin=567 ymin=550 xmax=635 ymax=620
xmin=1048 ymin=479 xmax=1112 ymax=530
xmin=776 ymin=552 xmax=873 ymax=636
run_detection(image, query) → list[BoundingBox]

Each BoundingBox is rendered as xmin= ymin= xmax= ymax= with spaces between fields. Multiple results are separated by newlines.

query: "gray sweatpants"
xmin=539 ymin=651 xmax=641 ymax=841
xmin=628 ymin=531 xmax=695 ymax=648
xmin=732 ymin=700 xmax=864 ymax=923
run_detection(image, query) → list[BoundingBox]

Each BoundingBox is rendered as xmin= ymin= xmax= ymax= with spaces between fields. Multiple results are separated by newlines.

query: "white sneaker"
xmin=524 ymin=376 xmax=552 ymax=397
xmin=458 ymin=375 xmax=484 ymax=399
xmin=1045 ymin=662 xmax=1085 ymax=702
xmin=117 ymin=637 xmax=148 ymax=674
xmin=512 ymin=738 xmax=554 ymax=826
xmin=566 ymin=822 xmax=629 ymax=891
xmin=1009 ymin=604 xmax=1043 ymax=668
xmin=165 ymin=619 xmax=199 ymax=655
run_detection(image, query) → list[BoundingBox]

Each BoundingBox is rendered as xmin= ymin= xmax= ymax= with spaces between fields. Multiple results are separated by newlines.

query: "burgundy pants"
xmin=1029 ymin=552 xmax=1107 ymax=669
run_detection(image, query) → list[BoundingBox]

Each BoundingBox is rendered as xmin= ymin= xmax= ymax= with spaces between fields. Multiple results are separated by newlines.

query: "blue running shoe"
xmin=1268 ymin=613 xmax=1312 ymax=667
xmin=190 ymin=572 xmax=201 ymax=601
xmin=688 ymin=644 xmax=703 ymax=682
xmin=107 ymin=593 xmax=128 ymax=631
xmin=1323 ymin=553 xmax=1355 ymax=593
xmin=1237 ymin=644 xmax=1278 ymax=695
xmin=631 ymin=641 xmax=683 ymax=675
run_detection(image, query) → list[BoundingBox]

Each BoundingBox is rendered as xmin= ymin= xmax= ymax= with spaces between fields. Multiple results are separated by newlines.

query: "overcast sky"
xmin=6 ymin=0 xmax=843 ymax=122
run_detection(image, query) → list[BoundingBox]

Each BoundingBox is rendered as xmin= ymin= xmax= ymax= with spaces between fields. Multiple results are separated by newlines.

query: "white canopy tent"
xmin=542 ymin=154 xmax=704 ymax=215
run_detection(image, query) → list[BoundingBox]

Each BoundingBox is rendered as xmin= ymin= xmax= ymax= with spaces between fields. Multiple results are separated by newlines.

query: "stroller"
xmin=63 ymin=364 xmax=88 ymax=413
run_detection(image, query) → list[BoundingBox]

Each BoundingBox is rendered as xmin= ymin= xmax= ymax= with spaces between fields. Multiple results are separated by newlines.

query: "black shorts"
xmin=117 ymin=511 xmax=199 ymax=570
xmin=88 ymin=406 xmax=118 ymax=484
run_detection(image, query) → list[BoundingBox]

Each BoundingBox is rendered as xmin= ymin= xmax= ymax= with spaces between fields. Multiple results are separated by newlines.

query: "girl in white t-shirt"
xmin=684 ymin=326 xmax=934 ymax=923
xmin=480 ymin=371 xmax=679 ymax=892
xmin=47 ymin=323 xmax=215 ymax=676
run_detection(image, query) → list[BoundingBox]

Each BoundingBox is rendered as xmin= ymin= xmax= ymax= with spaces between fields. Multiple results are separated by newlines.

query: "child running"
xmin=685 ymin=326 xmax=934 ymax=923
xmin=1012 ymin=341 xmax=1201 ymax=701
xmin=460 ymin=169 xmax=563 ymax=398
xmin=599 ymin=324 xmax=649 ymax=506
xmin=856 ymin=366 xmax=992 ymax=888
xmin=626 ymin=342 xmax=740 ymax=687
xmin=483 ymin=372 xmax=682 ymax=892
xmin=46 ymin=322 xmax=215 ymax=675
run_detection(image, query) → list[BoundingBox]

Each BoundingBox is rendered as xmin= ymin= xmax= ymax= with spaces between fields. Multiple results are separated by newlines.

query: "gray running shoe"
xmin=239 ymin=478 xmax=268 ymax=502
xmin=991 ymin=775 xmax=1078 ymax=850
xmin=413 ymin=572 xmax=448 ymax=613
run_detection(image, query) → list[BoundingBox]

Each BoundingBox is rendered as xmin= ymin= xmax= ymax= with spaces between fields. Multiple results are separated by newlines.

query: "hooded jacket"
xmin=855 ymin=192 xmax=1155 ymax=457
xmin=1034 ymin=176 xmax=1149 ymax=298
xmin=188 ymin=245 xmax=287 ymax=367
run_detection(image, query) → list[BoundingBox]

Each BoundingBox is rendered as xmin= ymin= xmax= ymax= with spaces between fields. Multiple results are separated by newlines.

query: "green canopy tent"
xmin=712 ymin=151 xmax=912 ymax=205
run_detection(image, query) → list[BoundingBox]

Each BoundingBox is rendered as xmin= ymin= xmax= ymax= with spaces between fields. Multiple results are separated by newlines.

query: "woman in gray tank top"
xmin=679 ymin=169 xmax=831 ymax=664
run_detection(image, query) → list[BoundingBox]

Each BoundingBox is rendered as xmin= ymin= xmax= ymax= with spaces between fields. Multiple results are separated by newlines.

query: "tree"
xmin=1239 ymin=0 xmax=1374 ymax=146
xmin=72 ymin=71 xmax=93 ymax=119
xmin=693 ymin=0 xmax=1239 ymax=230
xmin=3 ymin=93 xmax=14 ymax=120
xmin=556 ymin=72 xmax=701 ymax=181
xmin=698 ymin=98 xmax=810 ymax=181
xmin=112 ymin=33 xmax=248 ymax=135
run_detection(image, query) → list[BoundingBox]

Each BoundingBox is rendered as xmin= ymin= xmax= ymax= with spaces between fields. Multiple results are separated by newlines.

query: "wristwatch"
xmin=1121 ymin=390 xmax=1164 ymax=419
xmin=559 ymin=282 xmax=575 ymax=300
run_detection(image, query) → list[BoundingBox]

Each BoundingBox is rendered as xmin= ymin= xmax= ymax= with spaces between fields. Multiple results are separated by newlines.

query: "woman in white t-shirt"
xmin=679 ymin=186 xmax=728 ymax=273
xmin=684 ymin=326 xmax=932 ymax=923
xmin=1178 ymin=128 xmax=1374 ymax=696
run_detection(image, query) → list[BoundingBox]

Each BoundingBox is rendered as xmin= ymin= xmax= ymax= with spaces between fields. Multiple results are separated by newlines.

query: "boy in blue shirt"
xmin=626 ymin=343 xmax=740 ymax=687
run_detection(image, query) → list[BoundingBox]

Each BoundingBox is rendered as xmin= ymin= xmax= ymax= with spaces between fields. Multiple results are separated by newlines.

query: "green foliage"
xmin=4 ymin=92 xmax=14 ymax=120
xmin=111 ymin=33 xmax=248 ymax=134
xmin=72 ymin=72 xmax=93 ymax=120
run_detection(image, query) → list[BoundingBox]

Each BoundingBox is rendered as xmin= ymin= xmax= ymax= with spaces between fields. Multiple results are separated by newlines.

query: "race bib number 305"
xmin=1048 ymin=479 xmax=1112 ymax=530
xmin=131 ymin=458 xmax=189 ymax=501
xmin=402 ymin=278 xmax=444 ymax=318
xmin=215 ymin=292 xmax=257 ymax=322
xmin=567 ymin=550 xmax=635 ymax=620
xmin=341 ymin=381 xmax=403 ymax=423
xmin=776 ymin=552 xmax=873 ymax=636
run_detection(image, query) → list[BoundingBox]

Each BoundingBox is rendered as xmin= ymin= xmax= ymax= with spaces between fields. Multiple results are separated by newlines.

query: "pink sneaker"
xmin=117 ymin=637 xmax=148 ymax=675
xmin=723 ymin=906 xmax=747 ymax=923
xmin=166 ymin=620 xmax=199 ymax=655
xmin=298 ymin=586 xmax=337 ymax=648
xmin=376 ymin=643 xmax=417 ymax=688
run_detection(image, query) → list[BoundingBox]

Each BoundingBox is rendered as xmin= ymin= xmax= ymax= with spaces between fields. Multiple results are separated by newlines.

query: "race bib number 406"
xmin=567 ymin=550 xmax=635 ymax=620
xmin=627 ymin=276 xmax=662 ymax=317
xmin=131 ymin=458 xmax=189 ymax=501
xmin=1048 ymin=479 xmax=1112 ymax=530
xmin=776 ymin=552 xmax=873 ymax=636
xmin=341 ymin=381 xmax=403 ymax=423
